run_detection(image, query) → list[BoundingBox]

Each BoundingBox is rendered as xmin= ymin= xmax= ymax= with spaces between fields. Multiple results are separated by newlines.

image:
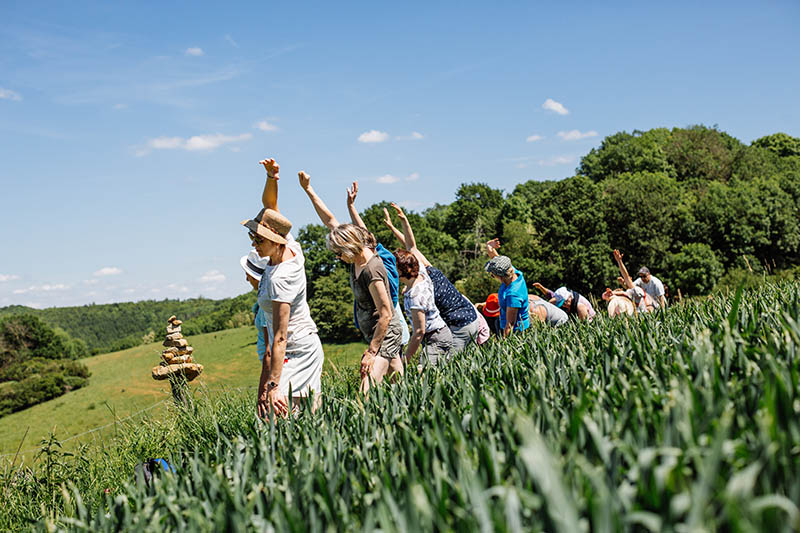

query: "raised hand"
xmin=259 ymin=158 xmax=280 ymax=179
xmin=383 ymin=207 xmax=395 ymax=228
xmin=487 ymin=238 xmax=501 ymax=250
xmin=389 ymin=202 xmax=407 ymax=220
xmin=532 ymin=282 xmax=546 ymax=293
xmin=298 ymin=171 xmax=311 ymax=191
xmin=347 ymin=181 xmax=359 ymax=206
xmin=617 ymin=276 xmax=625 ymax=286
xmin=613 ymin=249 xmax=623 ymax=262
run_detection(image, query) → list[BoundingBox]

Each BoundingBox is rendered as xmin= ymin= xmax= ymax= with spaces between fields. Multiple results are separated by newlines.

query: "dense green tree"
xmin=578 ymin=129 xmax=674 ymax=181
xmin=307 ymin=268 xmax=361 ymax=343
xmin=666 ymin=243 xmax=724 ymax=296
xmin=601 ymin=172 xmax=693 ymax=272
xmin=752 ymin=132 xmax=800 ymax=158
xmin=663 ymin=125 xmax=742 ymax=183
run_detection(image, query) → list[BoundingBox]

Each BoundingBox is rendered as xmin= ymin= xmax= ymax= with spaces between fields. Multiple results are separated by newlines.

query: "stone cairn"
xmin=151 ymin=315 xmax=203 ymax=403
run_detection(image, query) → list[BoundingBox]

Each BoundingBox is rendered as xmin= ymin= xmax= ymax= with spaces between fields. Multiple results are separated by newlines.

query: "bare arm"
xmin=382 ymin=208 xmax=406 ymax=246
xmin=259 ymin=159 xmax=279 ymax=211
xmin=298 ymin=171 xmax=340 ymax=229
xmin=267 ymin=301 xmax=291 ymax=416
xmin=403 ymin=309 xmax=426 ymax=361
xmin=659 ymin=295 xmax=667 ymax=308
xmin=366 ymin=280 xmax=393 ymax=354
xmin=503 ymin=306 xmax=519 ymax=338
xmin=532 ymin=282 xmax=551 ymax=296
xmin=613 ymin=249 xmax=635 ymax=290
xmin=389 ymin=203 xmax=432 ymax=267
xmin=256 ymin=346 xmax=272 ymax=419
xmin=346 ymin=181 xmax=368 ymax=231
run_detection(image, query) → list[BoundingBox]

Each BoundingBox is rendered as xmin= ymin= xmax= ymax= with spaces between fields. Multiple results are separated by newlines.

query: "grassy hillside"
xmin=0 ymin=293 xmax=257 ymax=354
xmin=0 ymin=326 xmax=364 ymax=461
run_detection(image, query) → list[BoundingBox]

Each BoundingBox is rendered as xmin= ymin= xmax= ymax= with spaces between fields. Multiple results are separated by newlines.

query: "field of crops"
xmin=2 ymin=281 xmax=799 ymax=531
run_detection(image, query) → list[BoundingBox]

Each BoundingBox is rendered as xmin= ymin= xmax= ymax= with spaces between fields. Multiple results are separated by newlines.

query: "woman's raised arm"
xmin=259 ymin=158 xmax=280 ymax=211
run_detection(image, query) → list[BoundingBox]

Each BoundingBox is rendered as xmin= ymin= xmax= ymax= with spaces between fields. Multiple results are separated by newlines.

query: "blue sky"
xmin=1 ymin=0 xmax=798 ymax=308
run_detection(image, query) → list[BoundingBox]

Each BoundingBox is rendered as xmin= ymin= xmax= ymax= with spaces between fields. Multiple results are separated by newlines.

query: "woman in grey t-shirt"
xmin=327 ymin=223 xmax=405 ymax=393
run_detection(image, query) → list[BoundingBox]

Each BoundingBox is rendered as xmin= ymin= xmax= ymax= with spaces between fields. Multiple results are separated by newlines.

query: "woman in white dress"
xmin=241 ymin=158 xmax=324 ymax=418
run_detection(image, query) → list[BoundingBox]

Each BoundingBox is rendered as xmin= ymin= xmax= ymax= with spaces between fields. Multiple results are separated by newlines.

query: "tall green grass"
xmin=2 ymin=281 xmax=799 ymax=531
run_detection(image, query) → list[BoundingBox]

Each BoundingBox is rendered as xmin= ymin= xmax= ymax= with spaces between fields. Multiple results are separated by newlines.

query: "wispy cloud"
xmin=376 ymin=172 xmax=420 ymax=184
xmin=224 ymin=35 xmax=239 ymax=48
xmin=13 ymin=284 xmax=71 ymax=294
xmin=538 ymin=155 xmax=575 ymax=166
xmin=358 ymin=130 xmax=389 ymax=143
xmin=185 ymin=47 xmax=205 ymax=57
xmin=557 ymin=129 xmax=598 ymax=141
xmin=526 ymin=134 xmax=544 ymax=142
xmin=0 ymin=274 xmax=20 ymax=282
xmin=254 ymin=120 xmax=278 ymax=132
xmin=94 ymin=266 xmax=122 ymax=277
xmin=136 ymin=132 xmax=253 ymax=155
xmin=112 ymin=103 xmax=127 ymax=110
xmin=542 ymin=98 xmax=569 ymax=115
xmin=0 ymin=88 xmax=22 ymax=101
xmin=199 ymin=270 xmax=226 ymax=283
xmin=396 ymin=131 xmax=424 ymax=141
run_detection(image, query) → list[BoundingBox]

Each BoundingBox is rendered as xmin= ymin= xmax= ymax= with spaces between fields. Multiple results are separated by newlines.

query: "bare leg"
xmin=361 ymin=357 xmax=390 ymax=394
xmin=386 ymin=357 xmax=405 ymax=382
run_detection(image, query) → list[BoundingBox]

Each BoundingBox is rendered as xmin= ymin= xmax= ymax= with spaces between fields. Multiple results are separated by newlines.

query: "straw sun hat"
xmin=241 ymin=208 xmax=292 ymax=245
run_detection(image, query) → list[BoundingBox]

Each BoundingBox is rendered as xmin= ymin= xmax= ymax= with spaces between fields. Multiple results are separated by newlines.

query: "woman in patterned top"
xmin=394 ymin=249 xmax=453 ymax=371
xmin=383 ymin=203 xmax=484 ymax=352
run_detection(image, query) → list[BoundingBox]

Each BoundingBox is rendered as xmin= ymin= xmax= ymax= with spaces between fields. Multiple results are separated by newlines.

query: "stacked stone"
xmin=151 ymin=315 xmax=204 ymax=381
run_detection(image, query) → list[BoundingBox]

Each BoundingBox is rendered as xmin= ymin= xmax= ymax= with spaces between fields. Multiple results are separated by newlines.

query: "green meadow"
xmin=0 ymin=327 xmax=364 ymax=461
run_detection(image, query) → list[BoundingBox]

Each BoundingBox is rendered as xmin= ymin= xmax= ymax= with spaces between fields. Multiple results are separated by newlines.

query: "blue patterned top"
xmin=426 ymin=266 xmax=477 ymax=328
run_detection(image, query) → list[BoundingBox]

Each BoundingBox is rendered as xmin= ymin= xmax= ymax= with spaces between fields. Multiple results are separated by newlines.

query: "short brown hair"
xmin=394 ymin=249 xmax=419 ymax=279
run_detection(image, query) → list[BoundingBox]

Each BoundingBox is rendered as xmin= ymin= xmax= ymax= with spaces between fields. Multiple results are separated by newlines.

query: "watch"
xmin=267 ymin=381 xmax=279 ymax=391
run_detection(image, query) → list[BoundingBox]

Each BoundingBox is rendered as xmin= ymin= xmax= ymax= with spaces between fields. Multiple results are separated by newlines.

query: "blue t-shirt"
xmin=252 ymin=302 xmax=268 ymax=361
xmin=353 ymin=243 xmax=400 ymax=329
xmin=426 ymin=266 xmax=477 ymax=328
xmin=497 ymin=269 xmax=530 ymax=332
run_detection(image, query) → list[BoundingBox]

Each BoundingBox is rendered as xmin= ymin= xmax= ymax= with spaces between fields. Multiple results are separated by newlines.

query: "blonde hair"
xmin=326 ymin=224 xmax=371 ymax=257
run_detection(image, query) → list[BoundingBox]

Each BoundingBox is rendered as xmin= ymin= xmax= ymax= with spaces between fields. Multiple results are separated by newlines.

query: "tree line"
xmin=0 ymin=314 xmax=91 ymax=416
xmin=2 ymin=126 xmax=798 ymax=349
xmin=299 ymin=127 xmax=800 ymax=342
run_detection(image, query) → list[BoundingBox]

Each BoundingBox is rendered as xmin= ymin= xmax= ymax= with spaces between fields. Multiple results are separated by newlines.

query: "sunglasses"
xmin=249 ymin=231 xmax=265 ymax=245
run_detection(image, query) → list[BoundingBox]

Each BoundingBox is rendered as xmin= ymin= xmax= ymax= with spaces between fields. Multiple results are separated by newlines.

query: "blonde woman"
xmin=326 ymin=223 xmax=405 ymax=393
xmin=242 ymin=158 xmax=324 ymax=417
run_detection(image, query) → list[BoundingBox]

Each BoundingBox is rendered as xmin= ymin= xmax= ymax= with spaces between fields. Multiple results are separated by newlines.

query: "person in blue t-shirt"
xmin=298 ymin=172 xmax=409 ymax=344
xmin=484 ymin=239 xmax=530 ymax=336
xmin=240 ymin=250 xmax=270 ymax=361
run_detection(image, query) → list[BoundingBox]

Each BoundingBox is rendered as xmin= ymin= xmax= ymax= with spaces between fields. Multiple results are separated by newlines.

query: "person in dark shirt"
xmin=383 ymin=203 xmax=483 ymax=352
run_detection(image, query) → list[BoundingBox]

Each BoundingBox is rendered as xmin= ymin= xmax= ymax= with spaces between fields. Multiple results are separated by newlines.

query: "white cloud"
xmin=185 ymin=47 xmax=205 ymax=56
xmin=0 ymin=274 xmax=20 ymax=282
xmin=537 ymin=155 xmax=575 ymax=167
xmin=397 ymin=131 xmax=424 ymax=141
xmin=94 ymin=266 xmax=122 ymax=277
xmin=376 ymin=174 xmax=400 ymax=184
xmin=557 ymin=129 xmax=598 ymax=141
xmin=376 ymin=172 xmax=419 ymax=184
xmin=255 ymin=120 xmax=278 ymax=132
xmin=184 ymin=133 xmax=251 ymax=150
xmin=358 ymin=130 xmax=389 ymax=143
xmin=13 ymin=284 xmax=70 ymax=294
xmin=542 ymin=98 xmax=569 ymax=115
xmin=526 ymin=134 xmax=543 ymax=143
xmin=224 ymin=35 xmax=239 ymax=48
xmin=199 ymin=270 xmax=226 ymax=283
xmin=0 ymin=88 xmax=22 ymax=101
xmin=137 ymin=133 xmax=252 ymax=155
xmin=166 ymin=283 xmax=190 ymax=293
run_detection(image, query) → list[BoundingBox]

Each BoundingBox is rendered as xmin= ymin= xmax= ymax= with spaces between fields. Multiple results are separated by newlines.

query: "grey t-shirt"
xmin=634 ymin=275 xmax=665 ymax=308
xmin=529 ymin=296 xmax=569 ymax=326
xmin=350 ymin=255 xmax=393 ymax=341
